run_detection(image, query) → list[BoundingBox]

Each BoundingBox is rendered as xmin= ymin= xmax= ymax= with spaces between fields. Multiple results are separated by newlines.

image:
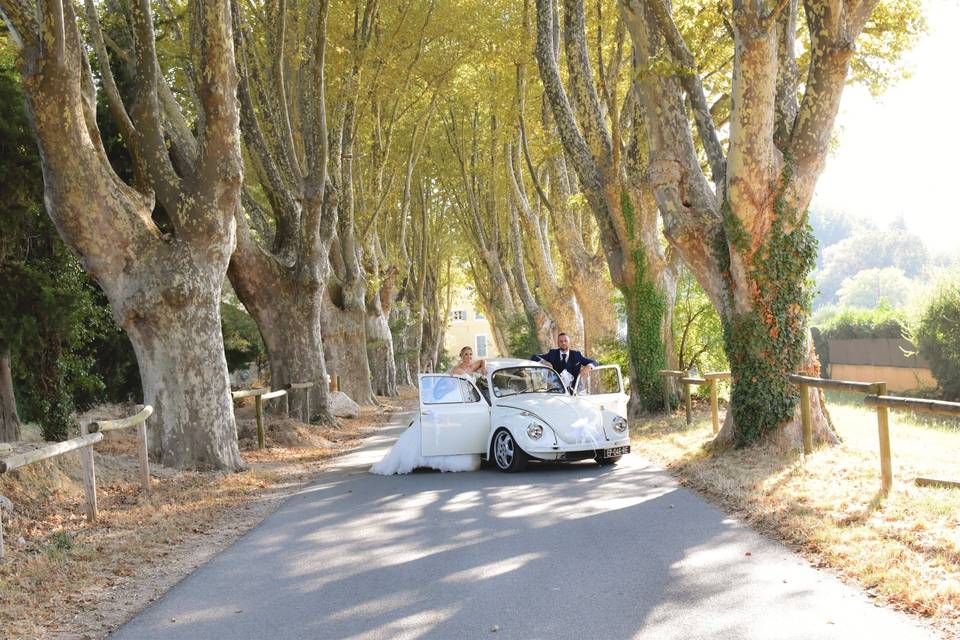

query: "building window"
xmin=452 ymin=310 xmax=466 ymax=321
xmin=476 ymin=335 xmax=488 ymax=357
xmin=474 ymin=310 xmax=485 ymax=320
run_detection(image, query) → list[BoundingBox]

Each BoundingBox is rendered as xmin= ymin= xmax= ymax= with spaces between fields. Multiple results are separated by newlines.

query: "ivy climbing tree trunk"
xmin=534 ymin=0 xmax=674 ymax=416
xmin=619 ymin=0 xmax=876 ymax=447
xmin=3 ymin=0 xmax=246 ymax=469
xmin=0 ymin=345 xmax=21 ymax=442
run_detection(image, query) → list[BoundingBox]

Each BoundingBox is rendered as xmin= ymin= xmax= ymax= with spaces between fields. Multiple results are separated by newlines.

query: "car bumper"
xmin=524 ymin=438 xmax=631 ymax=461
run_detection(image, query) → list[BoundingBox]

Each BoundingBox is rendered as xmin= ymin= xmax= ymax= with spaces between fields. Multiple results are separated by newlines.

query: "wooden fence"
xmin=659 ymin=368 xmax=960 ymax=497
xmin=0 ymin=406 xmax=153 ymax=557
xmin=0 ymin=378 xmax=320 ymax=558
xmin=231 ymin=381 xmax=316 ymax=449
xmin=658 ymin=370 xmax=730 ymax=434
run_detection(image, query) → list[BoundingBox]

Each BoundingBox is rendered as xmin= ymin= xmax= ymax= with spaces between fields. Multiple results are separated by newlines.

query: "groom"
xmin=531 ymin=333 xmax=597 ymax=388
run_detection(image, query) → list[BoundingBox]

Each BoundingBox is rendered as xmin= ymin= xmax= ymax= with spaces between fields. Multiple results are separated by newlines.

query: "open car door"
xmin=573 ymin=365 xmax=628 ymax=418
xmin=418 ymin=375 xmax=490 ymax=456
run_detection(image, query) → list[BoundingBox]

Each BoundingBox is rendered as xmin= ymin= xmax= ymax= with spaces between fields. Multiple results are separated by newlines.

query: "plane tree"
xmin=0 ymin=0 xmax=246 ymax=468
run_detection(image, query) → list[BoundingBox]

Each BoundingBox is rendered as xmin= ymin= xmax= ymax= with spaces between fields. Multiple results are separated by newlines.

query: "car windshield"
xmin=491 ymin=367 xmax=565 ymax=398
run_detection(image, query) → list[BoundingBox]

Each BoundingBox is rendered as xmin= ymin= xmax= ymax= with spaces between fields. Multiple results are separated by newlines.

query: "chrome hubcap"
xmin=494 ymin=431 xmax=514 ymax=469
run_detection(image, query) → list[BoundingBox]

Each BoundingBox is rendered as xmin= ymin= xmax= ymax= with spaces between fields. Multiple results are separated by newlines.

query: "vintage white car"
xmin=418 ymin=358 xmax=631 ymax=472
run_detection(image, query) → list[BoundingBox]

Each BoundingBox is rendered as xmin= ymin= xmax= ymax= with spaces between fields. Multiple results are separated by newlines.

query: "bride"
xmin=370 ymin=347 xmax=487 ymax=476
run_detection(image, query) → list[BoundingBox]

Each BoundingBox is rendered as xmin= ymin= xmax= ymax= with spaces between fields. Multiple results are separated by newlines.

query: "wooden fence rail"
xmin=87 ymin=405 xmax=154 ymax=504
xmin=286 ymin=382 xmax=315 ymax=424
xmin=790 ymin=376 xmax=960 ymax=496
xmin=788 ymin=374 xmax=892 ymax=493
xmin=231 ymin=381 xmax=315 ymax=449
xmin=658 ymin=370 xmax=730 ymax=433
xmin=657 ymin=368 xmax=960 ymax=497
xmin=0 ymin=406 xmax=153 ymax=557
xmin=80 ymin=406 xmax=155 ymax=521
xmin=2 ymin=379 xmax=320 ymax=557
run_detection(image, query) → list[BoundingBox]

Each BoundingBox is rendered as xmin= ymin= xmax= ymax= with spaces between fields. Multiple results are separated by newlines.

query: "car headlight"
xmin=526 ymin=422 xmax=544 ymax=439
xmin=612 ymin=416 xmax=628 ymax=433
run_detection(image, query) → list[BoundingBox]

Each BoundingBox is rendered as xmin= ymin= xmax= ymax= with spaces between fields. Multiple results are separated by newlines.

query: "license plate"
xmin=603 ymin=446 xmax=630 ymax=458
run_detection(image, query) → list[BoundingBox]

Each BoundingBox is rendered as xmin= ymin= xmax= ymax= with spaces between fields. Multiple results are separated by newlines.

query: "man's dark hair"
xmin=558 ymin=332 xmax=568 ymax=338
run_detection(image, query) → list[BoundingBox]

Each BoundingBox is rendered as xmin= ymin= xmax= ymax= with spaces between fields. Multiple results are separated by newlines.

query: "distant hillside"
xmin=808 ymin=210 xmax=954 ymax=310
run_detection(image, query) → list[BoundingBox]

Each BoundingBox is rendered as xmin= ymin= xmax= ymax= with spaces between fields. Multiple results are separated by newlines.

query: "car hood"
xmin=498 ymin=394 xmax=606 ymax=446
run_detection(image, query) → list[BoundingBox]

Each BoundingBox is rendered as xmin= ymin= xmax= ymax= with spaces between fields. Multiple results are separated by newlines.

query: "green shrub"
xmin=913 ymin=283 xmax=960 ymax=401
xmin=816 ymin=303 xmax=906 ymax=340
xmin=591 ymin=336 xmax=628 ymax=372
xmin=673 ymin=268 xmax=728 ymax=375
xmin=505 ymin=314 xmax=541 ymax=359
xmin=221 ymin=302 xmax=264 ymax=373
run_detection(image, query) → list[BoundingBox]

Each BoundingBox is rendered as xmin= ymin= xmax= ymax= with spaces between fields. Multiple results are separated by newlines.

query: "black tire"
xmin=595 ymin=454 xmax=621 ymax=466
xmin=491 ymin=428 xmax=528 ymax=472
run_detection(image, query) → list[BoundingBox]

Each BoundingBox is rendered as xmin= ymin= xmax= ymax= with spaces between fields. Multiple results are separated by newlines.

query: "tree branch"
xmin=0 ymin=0 xmax=38 ymax=48
xmin=272 ymin=0 xmax=304 ymax=186
xmin=83 ymin=0 xmax=151 ymax=195
xmin=647 ymin=0 xmax=726 ymax=188
xmin=192 ymin=0 xmax=243 ymax=211
xmin=786 ymin=0 xmax=878 ymax=210
xmin=127 ymin=0 xmax=183 ymax=217
xmin=561 ymin=0 xmax=613 ymax=167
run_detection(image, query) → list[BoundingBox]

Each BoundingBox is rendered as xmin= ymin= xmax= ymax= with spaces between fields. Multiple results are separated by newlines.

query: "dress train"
xmin=369 ymin=420 xmax=481 ymax=475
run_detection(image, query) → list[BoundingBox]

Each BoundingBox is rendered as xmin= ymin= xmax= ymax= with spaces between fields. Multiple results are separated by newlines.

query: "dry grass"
xmin=0 ymin=395 xmax=413 ymax=639
xmin=633 ymin=392 xmax=960 ymax=638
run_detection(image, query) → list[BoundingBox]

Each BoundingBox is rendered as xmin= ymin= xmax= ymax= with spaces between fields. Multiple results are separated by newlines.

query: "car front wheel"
xmin=492 ymin=428 xmax=528 ymax=472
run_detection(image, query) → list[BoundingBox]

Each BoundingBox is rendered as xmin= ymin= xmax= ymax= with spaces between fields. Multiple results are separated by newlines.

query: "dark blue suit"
xmin=531 ymin=349 xmax=598 ymax=380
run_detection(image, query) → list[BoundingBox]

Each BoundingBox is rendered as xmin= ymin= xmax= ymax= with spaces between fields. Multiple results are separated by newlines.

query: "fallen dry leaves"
xmin=633 ymin=397 xmax=960 ymax=639
xmin=0 ymin=394 xmax=414 ymax=639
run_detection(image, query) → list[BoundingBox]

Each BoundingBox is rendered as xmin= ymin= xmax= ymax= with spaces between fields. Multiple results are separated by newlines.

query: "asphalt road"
xmin=113 ymin=413 xmax=935 ymax=640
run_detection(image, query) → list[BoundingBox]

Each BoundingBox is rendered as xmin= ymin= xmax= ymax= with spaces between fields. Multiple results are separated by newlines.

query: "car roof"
xmin=485 ymin=357 xmax=547 ymax=371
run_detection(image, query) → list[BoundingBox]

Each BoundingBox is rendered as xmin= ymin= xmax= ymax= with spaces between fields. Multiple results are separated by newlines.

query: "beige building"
xmin=444 ymin=287 xmax=503 ymax=362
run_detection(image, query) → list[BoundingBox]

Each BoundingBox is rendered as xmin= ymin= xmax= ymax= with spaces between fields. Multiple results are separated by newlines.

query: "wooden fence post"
xmin=136 ymin=420 xmax=150 ymax=493
xmin=876 ymin=382 xmax=893 ymax=495
xmin=709 ymin=379 xmax=719 ymax=434
xmin=799 ymin=383 xmax=812 ymax=456
xmin=0 ymin=506 xmax=5 ymax=558
xmin=79 ymin=423 xmax=98 ymax=522
xmin=663 ymin=377 xmax=671 ymax=414
xmin=255 ymin=395 xmax=265 ymax=450
xmin=305 ymin=389 xmax=311 ymax=424
xmin=684 ymin=382 xmax=692 ymax=426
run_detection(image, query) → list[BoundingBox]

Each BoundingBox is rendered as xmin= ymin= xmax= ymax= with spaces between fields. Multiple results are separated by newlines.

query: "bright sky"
xmin=812 ymin=0 xmax=960 ymax=254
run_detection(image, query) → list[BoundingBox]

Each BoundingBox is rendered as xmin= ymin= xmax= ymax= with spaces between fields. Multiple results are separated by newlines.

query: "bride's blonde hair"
xmin=459 ymin=346 xmax=472 ymax=359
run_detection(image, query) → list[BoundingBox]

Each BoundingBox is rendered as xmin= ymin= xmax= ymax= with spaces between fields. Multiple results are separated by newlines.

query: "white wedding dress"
xmin=369 ymin=372 xmax=483 ymax=476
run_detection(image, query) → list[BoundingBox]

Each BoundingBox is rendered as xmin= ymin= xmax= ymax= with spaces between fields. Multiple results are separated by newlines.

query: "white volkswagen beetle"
xmin=418 ymin=358 xmax=631 ymax=472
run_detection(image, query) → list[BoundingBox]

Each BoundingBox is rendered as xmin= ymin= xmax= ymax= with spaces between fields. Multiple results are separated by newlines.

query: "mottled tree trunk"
xmin=264 ymin=301 xmax=336 ymax=424
xmin=390 ymin=303 xmax=416 ymax=386
xmin=568 ymin=258 xmax=618 ymax=352
xmin=322 ymin=280 xmax=377 ymax=405
xmin=120 ymin=259 xmax=244 ymax=469
xmin=229 ymin=0 xmax=337 ymax=424
xmin=618 ymin=0 xmax=871 ymax=448
xmin=533 ymin=0 xmax=673 ymax=415
xmin=0 ymin=346 xmax=21 ymax=442
xmin=6 ymin=0 xmax=245 ymax=469
xmin=227 ymin=237 xmax=337 ymax=425
xmin=366 ymin=298 xmax=398 ymax=397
